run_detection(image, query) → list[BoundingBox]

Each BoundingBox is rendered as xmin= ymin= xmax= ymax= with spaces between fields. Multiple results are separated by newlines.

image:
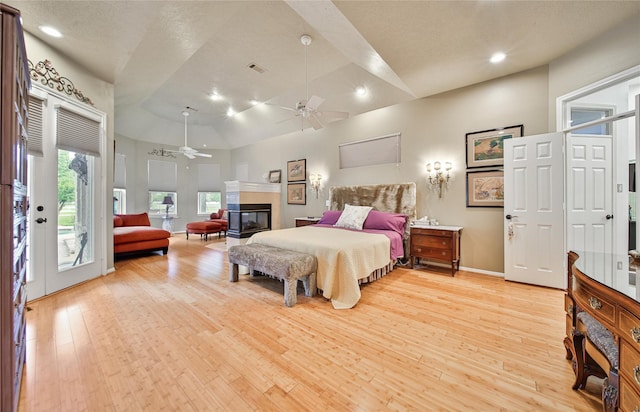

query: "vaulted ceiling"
xmin=7 ymin=1 xmax=640 ymax=150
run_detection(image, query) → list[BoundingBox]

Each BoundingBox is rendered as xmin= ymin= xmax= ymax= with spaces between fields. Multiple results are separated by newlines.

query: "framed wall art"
xmin=287 ymin=183 xmax=306 ymax=205
xmin=287 ymin=159 xmax=306 ymax=182
xmin=465 ymin=124 xmax=523 ymax=168
xmin=466 ymin=170 xmax=504 ymax=207
xmin=268 ymin=169 xmax=281 ymax=183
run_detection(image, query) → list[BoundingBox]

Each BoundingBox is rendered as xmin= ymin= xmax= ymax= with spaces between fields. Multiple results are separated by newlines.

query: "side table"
xmin=410 ymin=225 xmax=463 ymax=276
xmin=295 ymin=217 xmax=321 ymax=227
xmin=162 ymin=216 xmax=175 ymax=234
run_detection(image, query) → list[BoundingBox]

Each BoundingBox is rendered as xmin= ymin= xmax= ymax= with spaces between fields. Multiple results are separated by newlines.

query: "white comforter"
xmin=247 ymin=225 xmax=391 ymax=309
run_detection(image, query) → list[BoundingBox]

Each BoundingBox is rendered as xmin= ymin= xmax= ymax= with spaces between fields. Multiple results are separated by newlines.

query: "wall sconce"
xmin=161 ymin=195 xmax=174 ymax=218
xmin=309 ymin=173 xmax=322 ymax=199
xmin=426 ymin=161 xmax=452 ymax=198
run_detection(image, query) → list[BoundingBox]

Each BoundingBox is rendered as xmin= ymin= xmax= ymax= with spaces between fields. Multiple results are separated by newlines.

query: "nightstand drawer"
xmin=411 ymin=227 xmax=452 ymax=237
xmin=412 ymin=245 xmax=452 ymax=260
xmin=412 ymin=235 xmax=451 ymax=249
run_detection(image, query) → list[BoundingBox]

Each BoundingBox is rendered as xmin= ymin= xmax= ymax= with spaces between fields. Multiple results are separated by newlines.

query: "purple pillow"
xmin=363 ymin=210 xmax=408 ymax=236
xmin=317 ymin=210 xmax=342 ymax=225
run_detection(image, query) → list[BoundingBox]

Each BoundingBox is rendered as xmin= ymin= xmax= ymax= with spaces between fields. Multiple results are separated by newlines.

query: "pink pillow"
xmin=317 ymin=210 xmax=342 ymax=225
xmin=363 ymin=210 xmax=408 ymax=236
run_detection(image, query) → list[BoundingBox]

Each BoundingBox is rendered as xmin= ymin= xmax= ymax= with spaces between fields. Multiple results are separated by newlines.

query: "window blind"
xmin=27 ymin=96 xmax=44 ymax=157
xmin=339 ymin=133 xmax=401 ymax=169
xmin=114 ymin=153 xmax=126 ymax=188
xmin=56 ymin=106 xmax=101 ymax=157
xmin=148 ymin=159 xmax=177 ymax=191
xmin=197 ymin=164 xmax=221 ymax=191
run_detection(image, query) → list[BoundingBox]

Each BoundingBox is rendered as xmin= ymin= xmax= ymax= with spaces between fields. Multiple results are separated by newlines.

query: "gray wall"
xmin=231 ymin=66 xmax=549 ymax=273
xmin=23 ymin=32 xmax=116 ymax=268
xmin=114 ymin=135 xmax=232 ymax=233
xmin=24 ymin=13 xmax=640 ymax=275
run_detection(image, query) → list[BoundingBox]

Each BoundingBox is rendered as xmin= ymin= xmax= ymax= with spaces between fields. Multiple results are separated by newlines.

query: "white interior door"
xmin=504 ymin=132 xmax=565 ymax=289
xmin=27 ymin=92 xmax=105 ymax=300
xmin=566 ymin=135 xmax=613 ymax=277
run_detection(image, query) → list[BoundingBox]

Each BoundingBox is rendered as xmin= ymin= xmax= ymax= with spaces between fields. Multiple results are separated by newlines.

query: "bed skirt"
xmin=359 ymin=260 xmax=395 ymax=284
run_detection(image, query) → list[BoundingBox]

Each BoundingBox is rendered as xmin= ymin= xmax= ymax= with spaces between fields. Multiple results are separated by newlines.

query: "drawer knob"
xmin=589 ymin=297 xmax=602 ymax=310
xmin=567 ymin=304 xmax=573 ymax=313
xmin=635 ymin=365 xmax=640 ymax=385
xmin=631 ymin=327 xmax=640 ymax=343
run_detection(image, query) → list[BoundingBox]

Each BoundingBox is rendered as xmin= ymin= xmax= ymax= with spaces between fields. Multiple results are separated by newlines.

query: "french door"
xmin=27 ymin=89 xmax=106 ymax=300
xmin=504 ymin=132 xmax=565 ymax=289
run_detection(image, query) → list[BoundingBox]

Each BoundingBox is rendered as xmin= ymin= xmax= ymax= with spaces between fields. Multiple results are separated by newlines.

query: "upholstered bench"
xmin=228 ymin=243 xmax=317 ymax=307
xmin=186 ymin=221 xmax=222 ymax=240
xmin=575 ymin=311 xmax=618 ymax=404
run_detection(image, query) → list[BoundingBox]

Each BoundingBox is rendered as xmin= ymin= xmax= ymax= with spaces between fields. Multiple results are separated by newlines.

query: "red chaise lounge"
xmin=114 ymin=213 xmax=170 ymax=257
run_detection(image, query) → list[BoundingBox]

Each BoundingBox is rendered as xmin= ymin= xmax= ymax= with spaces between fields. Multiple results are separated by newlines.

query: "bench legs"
xmin=229 ymin=262 xmax=316 ymax=307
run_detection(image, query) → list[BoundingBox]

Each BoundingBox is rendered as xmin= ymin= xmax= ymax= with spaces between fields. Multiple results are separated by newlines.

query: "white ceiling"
xmin=7 ymin=1 xmax=640 ymax=150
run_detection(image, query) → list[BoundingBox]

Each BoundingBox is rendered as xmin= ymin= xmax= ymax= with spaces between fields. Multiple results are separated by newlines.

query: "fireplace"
xmin=227 ymin=203 xmax=271 ymax=238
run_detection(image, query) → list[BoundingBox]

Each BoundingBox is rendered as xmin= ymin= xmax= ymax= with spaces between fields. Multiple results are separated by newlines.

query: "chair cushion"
xmin=577 ymin=311 xmax=619 ymax=370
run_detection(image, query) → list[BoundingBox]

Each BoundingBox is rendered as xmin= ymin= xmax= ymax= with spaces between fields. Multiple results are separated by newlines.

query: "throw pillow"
xmin=334 ymin=204 xmax=373 ymax=230
xmin=317 ymin=210 xmax=342 ymax=225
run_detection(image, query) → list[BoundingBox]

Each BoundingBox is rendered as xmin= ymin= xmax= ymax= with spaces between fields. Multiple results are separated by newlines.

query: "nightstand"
xmin=295 ymin=217 xmax=321 ymax=227
xmin=410 ymin=225 xmax=463 ymax=276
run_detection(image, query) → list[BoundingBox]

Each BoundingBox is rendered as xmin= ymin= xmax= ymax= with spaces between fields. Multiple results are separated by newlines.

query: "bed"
xmin=247 ymin=182 xmax=416 ymax=309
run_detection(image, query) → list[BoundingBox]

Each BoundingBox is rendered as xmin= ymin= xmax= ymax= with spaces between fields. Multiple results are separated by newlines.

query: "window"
xmin=149 ymin=191 xmax=177 ymax=216
xmin=113 ymin=189 xmax=126 ymax=214
xmin=198 ymin=191 xmax=221 ymax=215
xmin=570 ymin=106 xmax=614 ymax=135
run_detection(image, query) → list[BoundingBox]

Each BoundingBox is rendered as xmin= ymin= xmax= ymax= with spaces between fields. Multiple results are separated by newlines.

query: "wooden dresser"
xmin=409 ymin=225 xmax=462 ymax=276
xmin=566 ymin=251 xmax=640 ymax=411
xmin=0 ymin=4 xmax=29 ymax=411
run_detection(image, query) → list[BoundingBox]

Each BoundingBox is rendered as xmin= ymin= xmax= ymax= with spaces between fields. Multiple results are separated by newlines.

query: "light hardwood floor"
xmin=19 ymin=236 xmax=603 ymax=411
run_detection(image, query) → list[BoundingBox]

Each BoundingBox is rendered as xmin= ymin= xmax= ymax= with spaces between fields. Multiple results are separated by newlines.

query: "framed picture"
xmin=268 ymin=169 xmax=281 ymax=183
xmin=287 ymin=159 xmax=306 ymax=182
xmin=466 ymin=170 xmax=504 ymax=207
xmin=287 ymin=183 xmax=306 ymax=205
xmin=465 ymin=124 xmax=523 ymax=168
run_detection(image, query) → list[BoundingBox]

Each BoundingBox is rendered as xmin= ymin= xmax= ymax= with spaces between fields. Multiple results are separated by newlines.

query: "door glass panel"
xmin=58 ymin=150 xmax=94 ymax=270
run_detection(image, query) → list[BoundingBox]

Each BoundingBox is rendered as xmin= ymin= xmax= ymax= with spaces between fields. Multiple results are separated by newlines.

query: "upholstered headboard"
xmin=328 ymin=182 xmax=417 ymax=220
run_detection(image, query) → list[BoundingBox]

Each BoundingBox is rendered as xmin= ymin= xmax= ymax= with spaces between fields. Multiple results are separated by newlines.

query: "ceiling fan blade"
xmin=317 ymin=110 xmax=349 ymax=122
xmin=192 ymin=152 xmax=212 ymax=158
xmin=184 ymin=152 xmax=196 ymax=159
xmin=306 ymin=95 xmax=324 ymax=111
xmin=308 ymin=113 xmax=323 ymax=130
xmin=265 ymin=102 xmax=297 ymax=112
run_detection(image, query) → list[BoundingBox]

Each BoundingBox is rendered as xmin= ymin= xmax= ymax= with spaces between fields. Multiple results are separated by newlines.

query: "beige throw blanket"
xmin=247 ymin=226 xmax=391 ymax=309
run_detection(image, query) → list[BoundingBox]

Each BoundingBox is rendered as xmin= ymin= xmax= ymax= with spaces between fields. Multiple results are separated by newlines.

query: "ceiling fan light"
xmin=39 ymin=25 xmax=63 ymax=38
xmin=490 ymin=52 xmax=506 ymax=64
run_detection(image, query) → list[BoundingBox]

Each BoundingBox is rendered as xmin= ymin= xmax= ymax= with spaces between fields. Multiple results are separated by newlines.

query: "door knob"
xmin=35 ymin=217 xmax=47 ymax=224
xmin=606 ymin=214 xmax=614 ymax=220
xmin=506 ymin=214 xmax=517 ymax=220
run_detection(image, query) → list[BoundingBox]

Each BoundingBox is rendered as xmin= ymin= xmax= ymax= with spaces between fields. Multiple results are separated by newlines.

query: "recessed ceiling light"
xmin=249 ymin=99 xmax=260 ymax=106
xmin=226 ymin=107 xmax=235 ymax=117
xmin=355 ymin=86 xmax=367 ymax=96
xmin=490 ymin=52 xmax=506 ymax=64
xmin=39 ymin=25 xmax=62 ymax=38
xmin=210 ymin=92 xmax=222 ymax=101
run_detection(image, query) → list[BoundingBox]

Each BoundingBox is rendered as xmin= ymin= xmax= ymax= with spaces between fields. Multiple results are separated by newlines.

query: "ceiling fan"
xmin=273 ymin=34 xmax=349 ymax=130
xmin=167 ymin=110 xmax=212 ymax=159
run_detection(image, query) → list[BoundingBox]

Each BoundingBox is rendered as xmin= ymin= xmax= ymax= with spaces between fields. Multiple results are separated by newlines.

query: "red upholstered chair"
xmin=208 ymin=208 xmax=228 ymax=234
